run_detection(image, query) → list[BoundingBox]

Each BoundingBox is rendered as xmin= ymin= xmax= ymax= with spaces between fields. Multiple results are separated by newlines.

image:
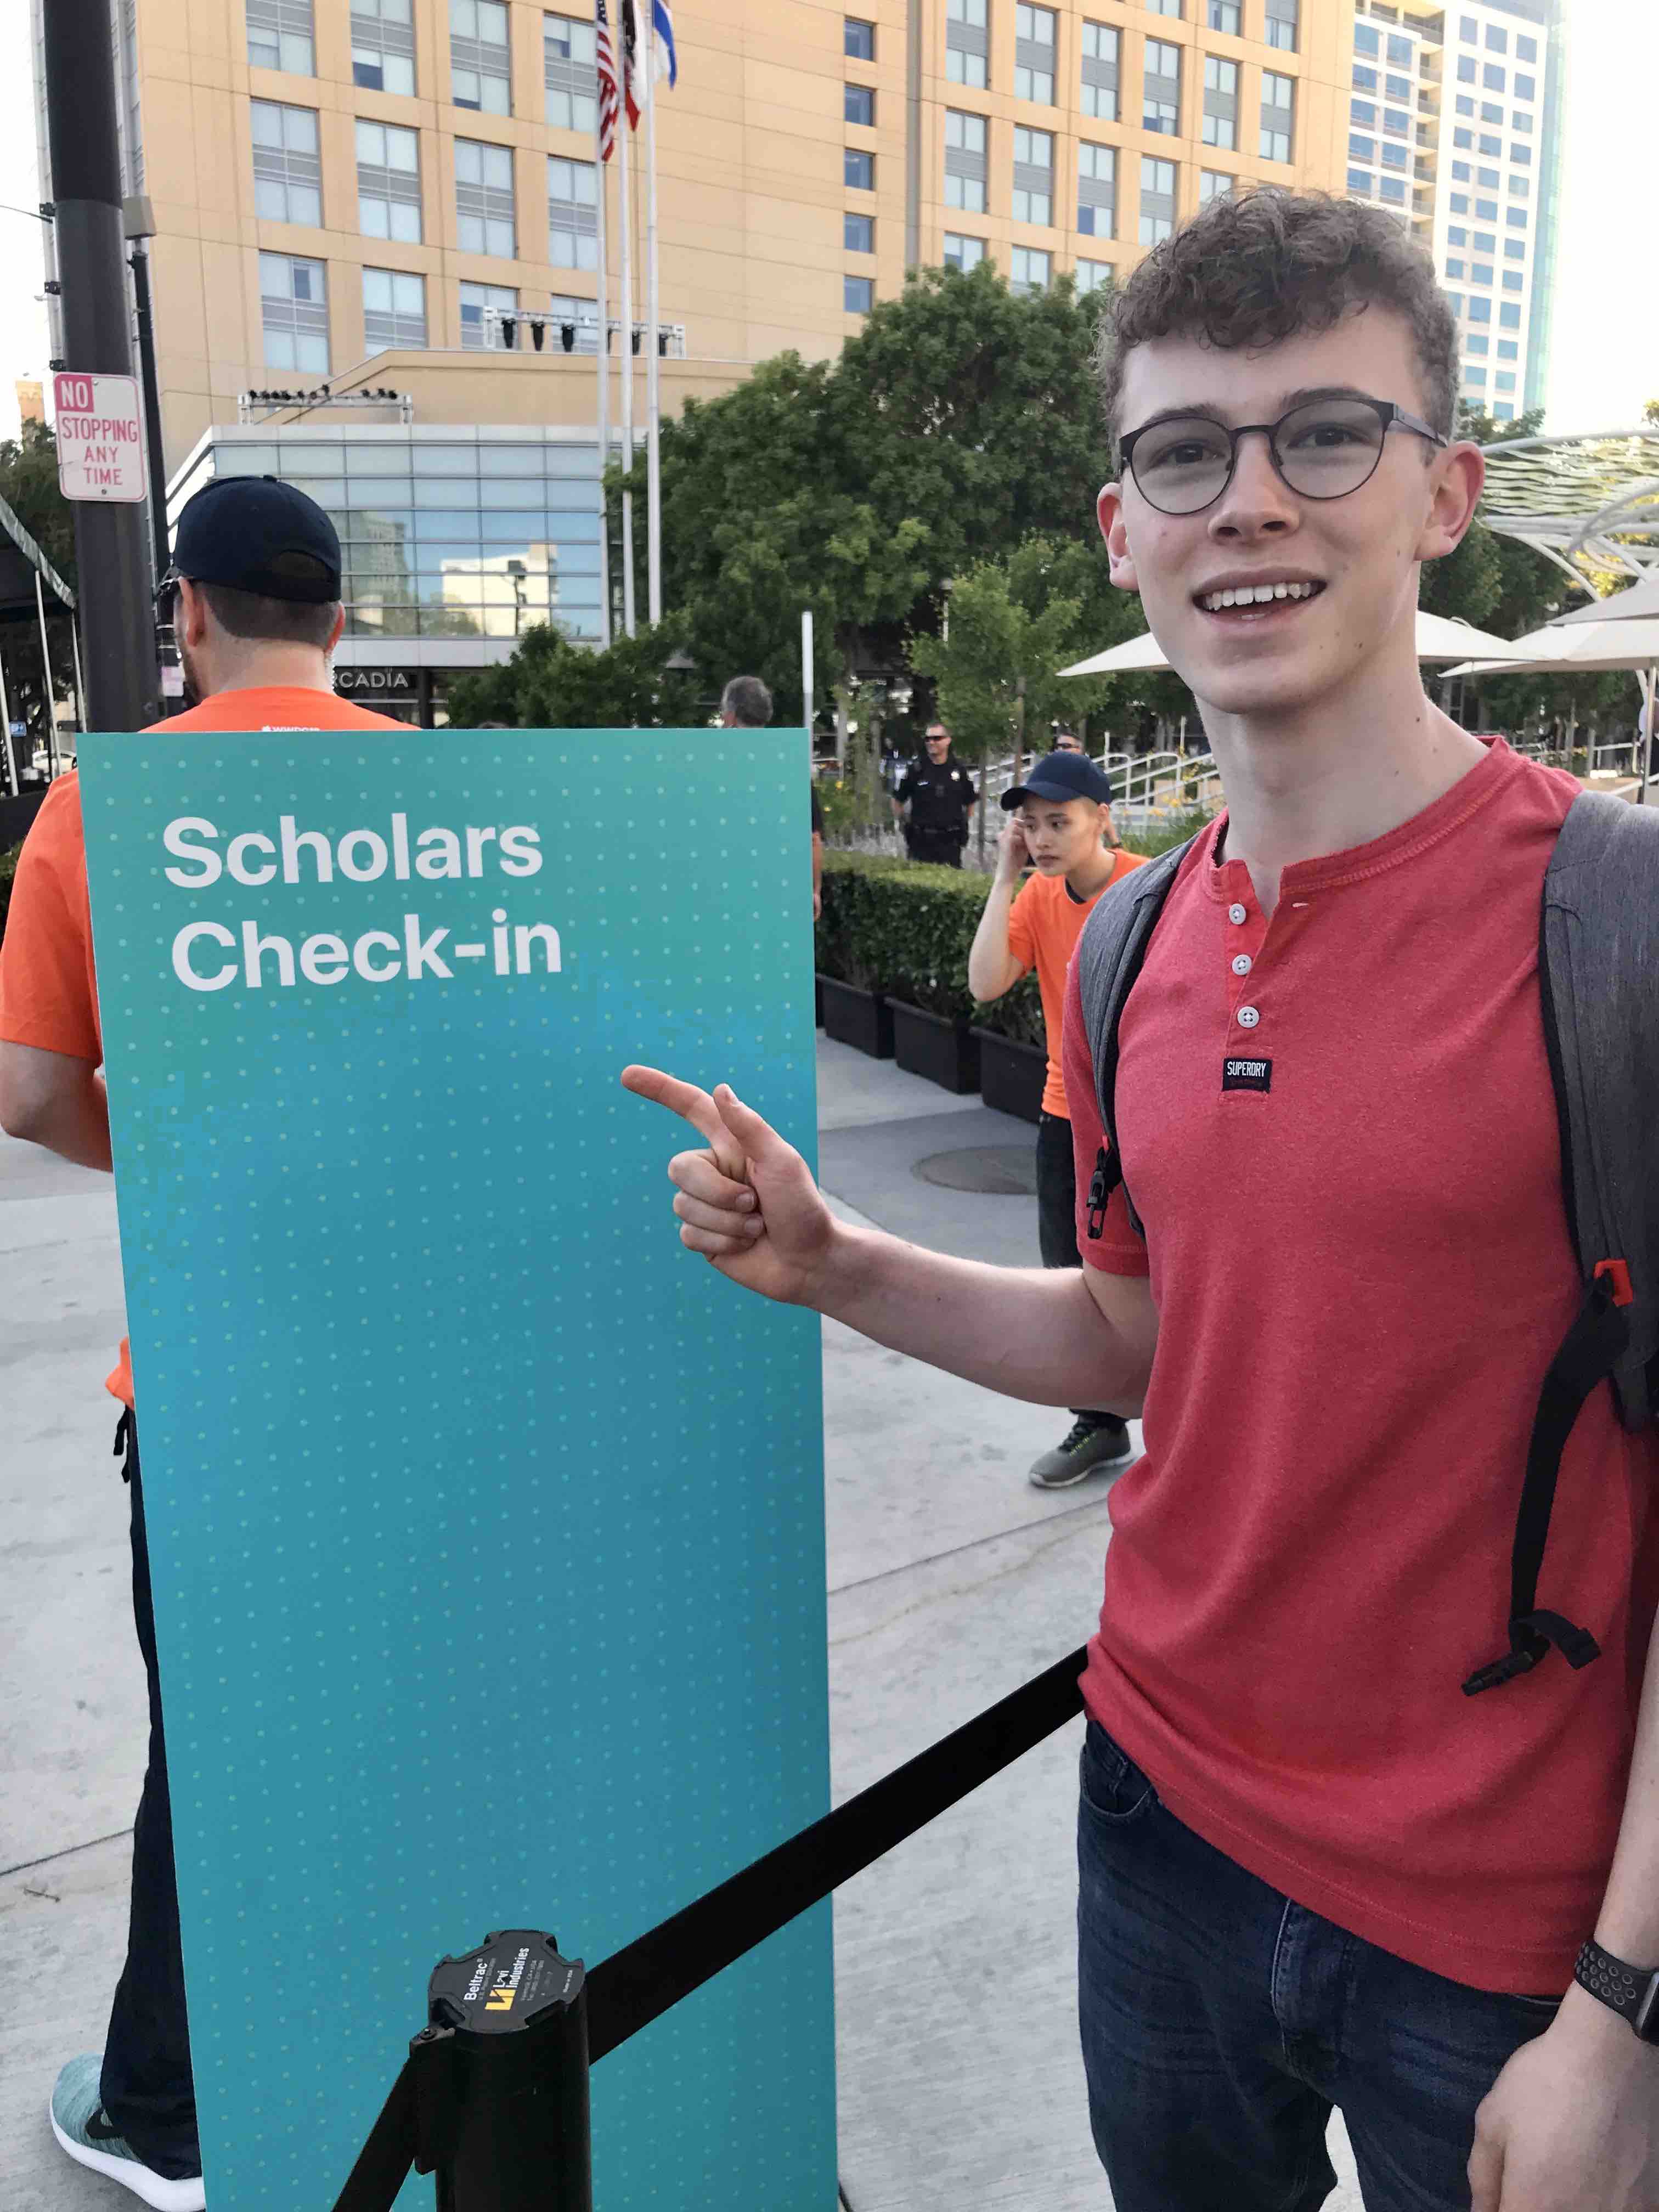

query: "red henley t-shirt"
xmin=1060 ymin=737 xmax=1659 ymax=1996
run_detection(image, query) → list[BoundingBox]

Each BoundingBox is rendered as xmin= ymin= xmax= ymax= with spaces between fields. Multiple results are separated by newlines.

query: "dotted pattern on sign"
xmin=79 ymin=730 xmax=837 ymax=2212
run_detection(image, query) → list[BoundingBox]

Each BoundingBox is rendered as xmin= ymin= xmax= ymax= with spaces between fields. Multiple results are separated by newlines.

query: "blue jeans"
xmin=1076 ymin=1719 xmax=1565 ymax=2212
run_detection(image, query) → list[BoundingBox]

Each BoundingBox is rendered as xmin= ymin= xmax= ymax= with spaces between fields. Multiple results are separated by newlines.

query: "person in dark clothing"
xmin=721 ymin=673 xmax=822 ymax=918
xmin=893 ymin=723 xmax=978 ymax=865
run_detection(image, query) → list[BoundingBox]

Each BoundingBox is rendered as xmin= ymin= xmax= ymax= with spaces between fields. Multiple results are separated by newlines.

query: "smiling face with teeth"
xmin=1095 ymin=309 xmax=1482 ymax=735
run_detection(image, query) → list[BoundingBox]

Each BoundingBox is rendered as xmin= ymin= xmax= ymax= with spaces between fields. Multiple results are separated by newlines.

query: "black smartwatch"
xmin=1575 ymin=1938 xmax=1659 ymax=2041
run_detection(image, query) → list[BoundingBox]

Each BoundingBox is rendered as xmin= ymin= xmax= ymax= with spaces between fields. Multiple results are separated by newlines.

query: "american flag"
xmin=594 ymin=0 xmax=626 ymax=159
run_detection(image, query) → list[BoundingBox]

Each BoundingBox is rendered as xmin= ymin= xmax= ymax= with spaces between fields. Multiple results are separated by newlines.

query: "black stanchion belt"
xmin=332 ymin=1645 xmax=1088 ymax=2210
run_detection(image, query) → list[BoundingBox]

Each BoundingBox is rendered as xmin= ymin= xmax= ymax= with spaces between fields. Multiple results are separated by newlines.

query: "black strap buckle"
xmin=1464 ymin=1609 xmax=1602 ymax=1698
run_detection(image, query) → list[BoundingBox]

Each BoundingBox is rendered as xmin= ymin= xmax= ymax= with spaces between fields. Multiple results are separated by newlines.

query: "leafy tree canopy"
xmin=445 ymin=614 xmax=701 ymax=729
xmin=0 ymin=421 xmax=76 ymax=594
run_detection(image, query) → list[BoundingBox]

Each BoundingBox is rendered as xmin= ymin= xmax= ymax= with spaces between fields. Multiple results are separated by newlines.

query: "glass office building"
xmin=167 ymin=424 xmax=605 ymax=722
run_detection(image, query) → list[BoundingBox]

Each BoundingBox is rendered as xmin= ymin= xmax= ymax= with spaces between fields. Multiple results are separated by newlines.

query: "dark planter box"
xmin=819 ymin=974 xmax=893 ymax=1059
xmin=973 ymin=1028 xmax=1046 ymax=1125
xmin=890 ymin=1000 xmax=981 ymax=1095
xmin=815 ymin=973 xmax=824 ymax=1028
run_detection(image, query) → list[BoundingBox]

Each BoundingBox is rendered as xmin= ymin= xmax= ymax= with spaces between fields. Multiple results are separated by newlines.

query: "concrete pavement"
xmin=0 ymin=1035 xmax=1362 ymax=2211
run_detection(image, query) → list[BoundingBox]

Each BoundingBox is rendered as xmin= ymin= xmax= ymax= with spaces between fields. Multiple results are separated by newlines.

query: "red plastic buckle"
xmin=1595 ymin=1259 xmax=1634 ymax=1308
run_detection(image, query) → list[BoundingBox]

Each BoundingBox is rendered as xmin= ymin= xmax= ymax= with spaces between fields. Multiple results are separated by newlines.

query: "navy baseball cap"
xmin=170 ymin=476 xmax=342 ymax=603
xmin=1001 ymin=751 xmax=1115 ymax=810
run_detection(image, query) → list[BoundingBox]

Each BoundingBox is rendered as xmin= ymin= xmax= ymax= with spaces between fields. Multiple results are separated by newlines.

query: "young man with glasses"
xmin=623 ymin=190 xmax=1659 ymax=2212
xmin=0 ymin=477 xmax=406 ymax=2210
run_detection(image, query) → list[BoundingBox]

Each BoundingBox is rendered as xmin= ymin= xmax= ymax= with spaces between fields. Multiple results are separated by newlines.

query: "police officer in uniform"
xmin=893 ymin=723 xmax=978 ymax=866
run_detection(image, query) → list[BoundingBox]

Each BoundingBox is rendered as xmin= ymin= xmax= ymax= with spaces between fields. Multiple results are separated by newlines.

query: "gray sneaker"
xmin=1028 ymin=1417 xmax=1133 ymax=1491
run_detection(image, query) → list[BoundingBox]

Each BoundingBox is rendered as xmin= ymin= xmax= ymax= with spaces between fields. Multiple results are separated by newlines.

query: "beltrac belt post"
xmin=403 ymin=1930 xmax=591 ymax=2212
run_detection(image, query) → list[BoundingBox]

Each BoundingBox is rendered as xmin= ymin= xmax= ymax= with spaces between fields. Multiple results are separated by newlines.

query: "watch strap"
xmin=1575 ymin=1938 xmax=1659 ymax=2041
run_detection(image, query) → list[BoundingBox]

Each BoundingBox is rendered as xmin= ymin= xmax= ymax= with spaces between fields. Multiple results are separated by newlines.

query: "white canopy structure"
xmin=1058 ymin=609 xmax=1533 ymax=680
xmin=1477 ymin=427 xmax=1659 ymax=594
xmin=1442 ymin=618 xmax=1659 ymax=802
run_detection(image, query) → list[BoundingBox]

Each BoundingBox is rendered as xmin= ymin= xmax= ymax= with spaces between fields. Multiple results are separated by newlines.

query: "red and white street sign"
xmin=52 ymin=371 xmax=148 ymax=504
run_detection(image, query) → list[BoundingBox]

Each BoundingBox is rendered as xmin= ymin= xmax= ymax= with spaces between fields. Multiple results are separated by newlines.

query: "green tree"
xmin=445 ymin=614 xmax=701 ymax=729
xmin=0 ymin=420 xmax=76 ymax=593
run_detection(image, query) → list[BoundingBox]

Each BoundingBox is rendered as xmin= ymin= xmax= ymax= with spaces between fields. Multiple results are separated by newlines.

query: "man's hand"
xmin=620 ymin=1066 xmax=837 ymax=1308
xmin=1468 ymin=1989 xmax=1659 ymax=2210
xmin=995 ymin=816 xmax=1031 ymax=885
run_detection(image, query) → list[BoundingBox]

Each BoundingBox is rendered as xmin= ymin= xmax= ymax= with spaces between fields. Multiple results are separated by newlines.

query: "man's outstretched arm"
xmin=620 ymin=1066 xmax=1158 ymax=1415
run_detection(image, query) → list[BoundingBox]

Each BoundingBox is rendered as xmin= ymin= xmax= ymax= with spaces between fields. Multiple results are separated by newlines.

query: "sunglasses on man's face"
xmin=1117 ymin=394 xmax=1447 ymax=518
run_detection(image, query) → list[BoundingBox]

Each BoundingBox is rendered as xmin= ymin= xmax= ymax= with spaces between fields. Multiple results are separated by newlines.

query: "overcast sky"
xmin=0 ymin=0 xmax=1648 ymax=450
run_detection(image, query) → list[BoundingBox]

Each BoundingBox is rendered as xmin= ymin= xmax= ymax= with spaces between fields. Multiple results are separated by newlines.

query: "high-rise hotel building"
xmin=1342 ymin=0 xmax=1564 ymax=422
xmin=32 ymin=2 xmax=1560 ymax=713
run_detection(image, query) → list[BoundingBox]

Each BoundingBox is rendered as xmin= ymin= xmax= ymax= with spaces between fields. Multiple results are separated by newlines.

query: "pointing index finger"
xmin=620 ymin=1063 xmax=748 ymax=1180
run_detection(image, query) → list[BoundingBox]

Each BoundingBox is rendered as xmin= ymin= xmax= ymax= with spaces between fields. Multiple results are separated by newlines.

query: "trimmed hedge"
xmin=814 ymin=808 xmax=1215 ymax=1044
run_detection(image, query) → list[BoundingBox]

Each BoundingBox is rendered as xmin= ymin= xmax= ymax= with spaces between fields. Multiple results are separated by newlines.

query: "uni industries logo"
xmin=158 ymin=810 xmax=567 ymax=995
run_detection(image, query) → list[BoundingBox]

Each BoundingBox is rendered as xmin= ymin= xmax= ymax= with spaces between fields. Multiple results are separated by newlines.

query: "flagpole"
xmin=594 ymin=96 xmax=613 ymax=650
xmin=644 ymin=6 xmax=663 ymax=627
xmin=617 ymin=7 xmax=637 ymax=639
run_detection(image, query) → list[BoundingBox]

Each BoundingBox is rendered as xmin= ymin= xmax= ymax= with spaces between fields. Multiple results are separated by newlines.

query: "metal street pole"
xmin=126 ymin=219 xmax=172 ymax=591
xmin=42 ymin=0 xmax=157 ymax=733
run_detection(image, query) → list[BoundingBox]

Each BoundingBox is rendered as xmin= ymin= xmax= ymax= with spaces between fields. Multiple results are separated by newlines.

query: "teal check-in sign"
xmin=78 ymin=728 xmax=833 ymax=2211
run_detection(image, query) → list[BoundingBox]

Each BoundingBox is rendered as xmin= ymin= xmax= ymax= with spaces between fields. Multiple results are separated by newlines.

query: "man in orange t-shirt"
xmin=0 ymin=475 xmax=407 ymax=2209
xmin=967 ymin=749 xmax=1146 ymax=1490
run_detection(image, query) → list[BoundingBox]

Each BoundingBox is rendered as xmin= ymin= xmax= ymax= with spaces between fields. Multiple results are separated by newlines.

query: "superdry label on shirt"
xmin=1222 ymin=1056 xmax=1272 ymax=1092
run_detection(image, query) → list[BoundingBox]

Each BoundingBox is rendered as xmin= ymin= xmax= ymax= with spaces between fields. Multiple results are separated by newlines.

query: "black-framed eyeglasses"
xmin=1118 ymin=396 xmax=1448 ymax=517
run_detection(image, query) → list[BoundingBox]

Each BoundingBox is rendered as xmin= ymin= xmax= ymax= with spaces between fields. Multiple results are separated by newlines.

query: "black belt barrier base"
xmin=331 ymin=1645 xmax=1088 ymax=2212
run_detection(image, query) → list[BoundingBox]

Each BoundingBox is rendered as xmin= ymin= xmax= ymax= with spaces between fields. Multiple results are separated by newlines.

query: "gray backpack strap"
xmin=1074 ymin=836 xmax=1198 ymax=1242
xmin=1465 ymin=789 xmax=1659 ymax=1699
xmin=1540 ymin=791 xmax=1659 ymax=1427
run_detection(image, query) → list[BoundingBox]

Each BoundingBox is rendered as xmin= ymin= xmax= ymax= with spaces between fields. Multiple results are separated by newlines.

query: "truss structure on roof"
xmin=1477 ymin=428 xmax=1659 ymax=595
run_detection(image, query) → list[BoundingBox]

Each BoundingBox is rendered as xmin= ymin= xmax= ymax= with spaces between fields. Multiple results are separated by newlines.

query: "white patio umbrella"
xmin=1553 ymin=575 xmax=1659 ymax=626
xmin=1441 ymin=616 xmax=1659 ymax=800
xmin=1058 ymin=609 xmax=1535 ymax=679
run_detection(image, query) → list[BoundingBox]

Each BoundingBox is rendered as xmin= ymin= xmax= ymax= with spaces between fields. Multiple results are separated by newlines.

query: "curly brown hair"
xmin=1095 ymin=188 xmax=1459 ymax=448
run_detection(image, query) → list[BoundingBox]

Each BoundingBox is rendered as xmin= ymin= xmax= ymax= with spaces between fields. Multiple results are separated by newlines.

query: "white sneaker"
xmin=49 ymin=2055 xmax=205 ymax=2211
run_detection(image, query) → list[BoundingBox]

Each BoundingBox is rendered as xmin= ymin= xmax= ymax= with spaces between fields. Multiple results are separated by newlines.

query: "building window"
xmin=1386 ymin=33 xmax=1410 ymax=65
xmin=1481 ymin=100 xmax=1503 ymax=121
xmin=1506 ymin=202 xmax=1530 ymax=228
xmin=1477 ymin=134 xmax=1499 ymax=155
xmin=845 ymin=82 xmax=875 ymax=126
xmin=845 ymin=274 xmax=874 ymax=313
xmin=1502 ymin=270 xmax=1522 ymax=291
xmin=1199 ymin=168 xmax=1232 ymax=202
xmin=1493 ymin=402 xmax=1513 ymax=422
xmin=1447 ymin=225 xmax=1466 ymax=245
xmin=1208 ymin=0 xmax=1239 ymax=29
xmin=1012 ymin=125 xmax=1053 ymax=225
xmin=1077 ymin=140 xmax=1115 ymax=236
xmin=1485 ymin=22 xmax=1507 ymax=52
xmin=1453 ymin=127 xmax=1472 ymax=148
xmin=1482 ymin=63 xmax=1505 ymax=91
xmin=1350 ymin=134 xmax=1375 ymax=161
xmin=946 ymin=0 xmax=989 ymax=88
xmin=1080 ymin=20 xmax=1118 ymax=121
xmin=1203 ymin=56 xmax=1238 ymax=150
xmin=352 ymin=0 xmax=415 ymax=94
xmin=1144 ymin=40 xmax=1180 ymax=134
xmin=547 ymin=154 xmax=597 ymax=267
xmin=1455 ymin=94 xmax=1474 ymax=115
xmin=544 ymin=14 xmax=597 ymax=133
xmin=1470 ymin=261 xmax=1492 ymax=284
xmin=1465 ymin=332 xmax=1488 ymax=354
xmin=1499 ymin=301 xmax=1521 ymax=328
xmin=1379 ymin=174 xmax=1404 ymax=204
xmin=1015 ymin=4 xmax=1056 ymax=104
xmin=356 ymin=121 xmax=421 ymax=245
xmin=945 ymin=109 xmax=988 ymax=212
xmin=1146 ymin=0 xmax=1180 ymax=14
xmin=1467 ymin=296 xmax=1491 ymax=323
xmin=1513 ymin=110 xmax=1532 ymax=132
xmin=1354 ymin=24 xmax=1379 ymax=57
xmin=1351 ymin=99 xmax=1375 ymax=127
xmin=1513 ymin=72 xmax=1535 ymax=102
xmin=259 ymin=250 xmax=328 ymax=370
xmin=1459 ymin=13 xmax=1476 ymax=39
xmin=1139 ymin=154 xmax=1176 ymax=245
xmin=1497 ymin=339 xmax=1517 ymax=358
xmin=1346 ymin=166 xmax=1371 ymax=193
xmin=251 ymin=100 xmax=322 ymax=225
xmin=1449 ymin=193 xmax=1469 ymax=214
xmin=363 ymin=266 xmax=426 ymax=348
xmin=1353 ymin=63 xmax=1376 ymax=90
xmin=845 ymin=146 xmax=874 ymax=189
xmin=943 ymin=232 xmax=986 ymax=270
xmin=845 ymin=16 xmax=874 ymax=60
xmin=1381 ymin=144 xmax=1407 ymax=171
xmin=1265 ymin=0 xmax=1297 ymax=52
xmin=1076 ymin=257 xmax=1113 ymax=292
xmin=1464 ymin=366 xmax=1487 ymax=389
xmin=452 ymin=0 xmax=511 ymax=112
xmin=1457 ymin=55 xmax=1475 ymax=82
xmin=1517 ymin=35 xmax=1537 ymax=64
xmin=1475 ymin=195 xmax=1497 ymax=218
xmin=247 ymin=0 xmax=314 ymax=75
xmin=1509 ymin=173 xmax=1529 ymax=198
xmin=460 ymin=278 xmax=517 ymax=347
xmin=1009 ymin=245 xmax=1050 ymax=295
xmin=1260 ymin=69 xmax=1294 ymax=163
xmin=1472 ymin=228 xmax=1495 ymax=250
xmin=455 ymin=138 xmax=516 ymax=256
xmin=1383 ymin=106 xmax=1408 ymax=137
xmin=1504 ymin=237 xmax=1525 ymax=258
xmin=845 ymin=211 xmax=873 ymax=252
xmin=1443 ymin=256 xmax=1464 ymax=279
xmin=1511 ymin=141 xmax=1531 ymax=164
xmin=1451 ymin=160 xmax=1470 ymax=180
xmin=1384 ymin=70 xmax=1410 ymax=100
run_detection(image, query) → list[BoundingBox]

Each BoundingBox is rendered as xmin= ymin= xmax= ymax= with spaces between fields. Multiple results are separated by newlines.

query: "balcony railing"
xmin=480 ymin=309 xmax=687 ymax=358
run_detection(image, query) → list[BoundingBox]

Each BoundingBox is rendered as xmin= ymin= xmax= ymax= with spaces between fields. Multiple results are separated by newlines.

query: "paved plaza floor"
xmin=0 ymin=1034 xmax=1363 ymax=2211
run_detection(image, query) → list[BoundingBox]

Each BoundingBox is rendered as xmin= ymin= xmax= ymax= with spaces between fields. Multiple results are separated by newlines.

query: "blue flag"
xmin=652 ymin=0 xmax=677 ymax=86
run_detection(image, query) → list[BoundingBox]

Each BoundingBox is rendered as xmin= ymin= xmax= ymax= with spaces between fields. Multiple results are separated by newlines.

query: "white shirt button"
xmin=1231 ymin=953 xmax=1252 ymax=977
xmin=1228 ymin=902 xmax=1248 ymax=925
xmin=1237 ymin=1005 xmax=1261 ymax=1028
